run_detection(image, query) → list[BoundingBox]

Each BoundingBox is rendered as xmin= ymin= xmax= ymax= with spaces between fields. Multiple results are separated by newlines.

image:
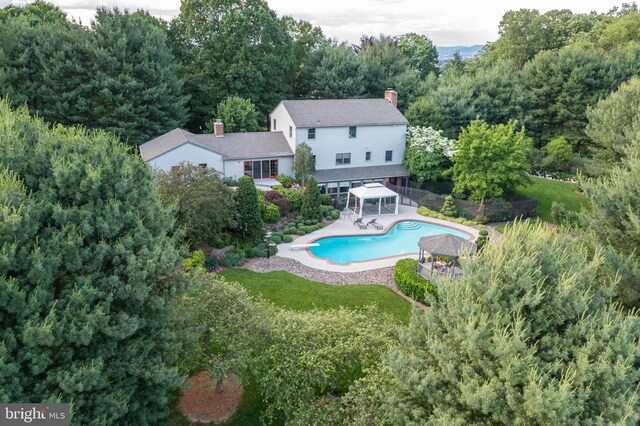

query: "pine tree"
xmin=383 ymin=222 xmax=640 ymax=424
xmin=300 ymin=176 xmax=322 ymax=222
xmin=236 ymin=175 xmax=263 ymax=240
xmin=0 ymin=101 xmax=186 ymax=424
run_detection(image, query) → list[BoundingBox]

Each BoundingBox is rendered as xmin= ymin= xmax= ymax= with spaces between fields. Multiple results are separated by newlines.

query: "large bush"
xmin=393 ymin=259 xmax=437 ymax=304
xmin=0 ymin=101 xmax=185 ymax=424
xmin=156 ymin=163 xmax=237 ymax=247
xmin=300 ymin=176 xmax=323 ymax=222
xmin=265 ymin=190 xmax=291 ymax=216
xmin=236 ymin=175 xmax=263 ymax=239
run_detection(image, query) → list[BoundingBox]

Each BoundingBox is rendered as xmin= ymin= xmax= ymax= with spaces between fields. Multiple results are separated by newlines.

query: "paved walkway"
xmin=275 ymin=205 xmax=479 ymax=272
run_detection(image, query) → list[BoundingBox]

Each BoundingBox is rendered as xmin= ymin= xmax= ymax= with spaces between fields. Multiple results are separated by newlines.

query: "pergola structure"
xmin=346 ymin=183 xmax=399 ymax=218
xmin=417 ymin=234 xmax=476 ymax=279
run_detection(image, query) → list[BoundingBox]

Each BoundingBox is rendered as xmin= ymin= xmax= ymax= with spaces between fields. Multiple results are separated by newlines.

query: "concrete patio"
xmin=276 ymin=205 xmax=478 ymax=273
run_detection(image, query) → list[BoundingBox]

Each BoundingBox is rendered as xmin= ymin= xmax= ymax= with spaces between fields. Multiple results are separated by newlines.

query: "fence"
xmin=386 ymin=182 xmax=537 ymax=221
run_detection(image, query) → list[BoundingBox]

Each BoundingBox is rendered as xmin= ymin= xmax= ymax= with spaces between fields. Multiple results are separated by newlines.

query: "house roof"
xmin=349 ymin=183 xmax=399 ymax=199
xmin=312 ymin=164 xmax=408 ymax=183
xmin=140 ymin=129 xmax=294 ymax=161
xmin=418 ymin=234 xmax=476 ymax=258
xmin=276 ymin=99 xmax=408 ymax=128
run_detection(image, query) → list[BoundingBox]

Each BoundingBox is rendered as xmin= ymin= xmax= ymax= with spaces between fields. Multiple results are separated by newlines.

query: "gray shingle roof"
xmin=418 ymin=234 xmax=476 ymax=258
xmin=312 ymin=164 xmax=408 ymax=183
xmin=140 ymin=129 xmax=294 ymax=161
xmin=277 ymin=99 xmax=408 ymax=128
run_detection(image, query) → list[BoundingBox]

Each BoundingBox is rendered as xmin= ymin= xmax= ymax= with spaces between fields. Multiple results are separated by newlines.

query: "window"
xmin=339 ymin=182 xmax=350 ymax=193
xmin=349 ymin=126 xmax=357 ymax=138
xmin=198 ymin=163 xmax=207 ymax=168
xmin=243 ymin=159 xmax=279 ymax=178
xmin=289 ymin=126 xmax=292 ymax=138
xmin=273 ymin=119 xmax=276 ymax=130
xmin=335 ymin=153 xmax=351 ymax=165
xmin=308 ymin=128 xmax=316 ymax=140
xmin=327 ymin=182 xmax=338 ymax=194
xmin=365 ymin=151 xmax=371 ymax=161
xmin=385 ymin=150 xmax=393 ymax=162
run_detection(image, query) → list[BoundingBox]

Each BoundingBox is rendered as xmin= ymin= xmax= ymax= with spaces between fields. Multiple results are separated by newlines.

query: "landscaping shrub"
xmin=394 ymin=259 xmax=438 ymax=305
xmin=320 ymin=194 xmax=333 ymax=206
xmin=440 ymin=195 xmax=458 ymax=217
xmin=220 ymin=251 xmax=247 ymax=267
xmin=473 ymin=215 xmax=490 ymax=224
xmin=282 ymin=235 xmax=293 ymax=243
xmin=265 ymin=190 xmax=291 ymax=216
xmin=263 ymin=203 xmax=281 ymax=224
xmin=269 ymin=235 xmax=282 ymax=244
xmin=550 ymin=201 xmax=579 ymax=226
xmin=183 ymin=250 xmax=206 ymax=273
xmin=476 ymin=229 xmax=489 ymax=251
xmin=204 ymin=257 xmax=218 ymax=271
xmin=222 ymin=176 xmax=237 ymax=187
xmin=297 ymin=229 xmax=306 ymax=236
xmin=331 ymin=211 xmax=340 ymax=220
xmin=300 ymin=176 xmax=323 ymax=221
xmin=276 ymin=174 xmax=293 ymax=188
xmin=273 ymin=231 xmax=284 ymax=239
xmin=288 ymin=227 xmax=299 ymax=235
xmin=278 ymin=187 xmax=304 ymax=211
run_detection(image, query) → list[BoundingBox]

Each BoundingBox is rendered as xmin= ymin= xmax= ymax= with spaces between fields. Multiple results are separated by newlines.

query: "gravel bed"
xmin=247 ymin=256 xmax=395 ymax=287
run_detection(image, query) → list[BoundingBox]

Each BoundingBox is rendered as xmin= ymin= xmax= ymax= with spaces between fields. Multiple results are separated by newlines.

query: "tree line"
xmin=0 ymin=0 xmax=438 ymax=145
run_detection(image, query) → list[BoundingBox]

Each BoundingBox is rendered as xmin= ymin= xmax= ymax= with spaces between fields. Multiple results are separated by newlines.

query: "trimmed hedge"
xmin=282 ymin=235 xmax=293 ymax=243
xmin=417 ymin=206 xmax=477 ymax=226
xmin=393 ymin=258 xmax=438 ymax=305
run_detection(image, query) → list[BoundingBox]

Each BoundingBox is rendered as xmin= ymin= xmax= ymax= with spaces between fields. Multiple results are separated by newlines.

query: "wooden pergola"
xmin=417 ymin=234 xmax=476 ymax=279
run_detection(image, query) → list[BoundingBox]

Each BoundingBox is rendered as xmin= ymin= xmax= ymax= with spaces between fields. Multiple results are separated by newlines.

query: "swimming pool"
xmin=309 ymin=220 xmax=473 ymax=264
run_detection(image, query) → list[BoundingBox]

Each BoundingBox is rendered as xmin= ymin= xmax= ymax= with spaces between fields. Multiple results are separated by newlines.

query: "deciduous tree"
xmin=451 ymin=119 xmax=532 ymax=205
xmin=402 ymin=126 xmax=453 ymax=184
xmin=207 ymin=96 xmax=260 ymax=133
xmin=155 ymin=163 xmax=237 ymax=247
xmin=292 ymin=142 xmax=315 ymax=186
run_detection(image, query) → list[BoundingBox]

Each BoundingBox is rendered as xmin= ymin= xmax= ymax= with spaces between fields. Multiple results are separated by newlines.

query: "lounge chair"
xmin=353 ymin=217 xmax=367 ymax=229
xmin=367 ymin=218 xmax=383 ymax=230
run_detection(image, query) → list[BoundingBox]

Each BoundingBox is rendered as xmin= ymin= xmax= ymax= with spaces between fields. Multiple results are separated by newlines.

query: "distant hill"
xmin=436 ymin=45 xmax=484 ymax=64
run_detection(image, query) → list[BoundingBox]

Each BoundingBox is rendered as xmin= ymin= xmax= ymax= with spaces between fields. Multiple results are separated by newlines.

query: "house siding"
xmin=147 ymin=143 xmax=224 ymax=172
xmin=299 ymin=124 xmax=407 ymax=170
xmin=270 ymin=103 xmax=297 ymax=153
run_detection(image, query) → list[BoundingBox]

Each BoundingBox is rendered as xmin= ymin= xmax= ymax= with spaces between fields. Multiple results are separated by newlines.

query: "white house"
xmin=269 ymin=90 xmax=408 ymax=200
xmin=139 ymin=121 xmax=294 ymax=180
xmin=140 ymin=90 xmax=409 ymax=196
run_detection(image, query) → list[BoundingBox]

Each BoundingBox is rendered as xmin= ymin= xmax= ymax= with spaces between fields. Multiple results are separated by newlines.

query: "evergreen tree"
xmin=585 ymin=76 xmax=640 ymax=173
xmin=580 ymin=141 xmax=640 ymax=309
xmin=90 ymin=8 xmax=188 ymax=145
xmin=384 ymin=222 xmax=640 ymax=424
xmin=304 ymin=43 xmax=368 ymax=99
xmin=0 ymin=101 xmax=186 ymax=424
xmin=300 ymin=176 xmax=322 ymax=222
xmin=235 ymin=175 xmax=263 ymax=240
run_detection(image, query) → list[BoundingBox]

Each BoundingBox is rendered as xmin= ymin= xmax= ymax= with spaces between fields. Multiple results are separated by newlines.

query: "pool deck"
xmin=276 ymin=205 xmax=479 ymax=273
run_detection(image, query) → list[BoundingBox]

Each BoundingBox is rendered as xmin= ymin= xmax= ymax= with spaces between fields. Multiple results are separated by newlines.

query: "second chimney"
xmin=214 ymin=119 xmax=224 ymax=137
xmin=384 ymin=89 xmax=398 ymax=107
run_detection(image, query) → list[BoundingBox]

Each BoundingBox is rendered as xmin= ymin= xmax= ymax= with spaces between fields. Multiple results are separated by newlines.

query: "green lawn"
xmin=219 ymin=269 xmax=412 ymax=324
xmin=515 ymin=176 xmax=588 ymax=222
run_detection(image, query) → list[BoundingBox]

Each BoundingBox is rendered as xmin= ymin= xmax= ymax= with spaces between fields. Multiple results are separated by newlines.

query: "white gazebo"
xmin=346 ymin=183 xmax=399 ymax=218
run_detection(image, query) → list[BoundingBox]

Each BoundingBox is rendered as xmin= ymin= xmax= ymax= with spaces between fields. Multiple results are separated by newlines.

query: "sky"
xmin=1 ymin=0 xmax=624 ymax=45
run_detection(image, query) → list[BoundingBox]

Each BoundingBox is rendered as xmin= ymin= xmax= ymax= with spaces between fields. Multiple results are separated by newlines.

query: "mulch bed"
xmin=179 ymin=371 xmax=244 ymax=424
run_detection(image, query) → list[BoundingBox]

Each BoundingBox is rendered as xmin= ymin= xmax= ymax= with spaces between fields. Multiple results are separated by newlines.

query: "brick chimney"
xmin=384 ymin=89 xmax=398 ymax=107
xmin=214 ymin=119 xmax=224 ymax=137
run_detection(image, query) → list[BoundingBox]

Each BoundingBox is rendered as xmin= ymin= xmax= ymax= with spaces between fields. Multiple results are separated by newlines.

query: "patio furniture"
xmin=367 ymin=218 xmax=383 ymax=230
xmin=353 ymin=217 xmax=367 ymax=229
xmin=416 ymin=234 xmax=477 ymax=281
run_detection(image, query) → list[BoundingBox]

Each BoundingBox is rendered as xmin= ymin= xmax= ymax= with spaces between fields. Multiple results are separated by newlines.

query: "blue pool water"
xmin=309 ymin=220 xmax=472 ymax=264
